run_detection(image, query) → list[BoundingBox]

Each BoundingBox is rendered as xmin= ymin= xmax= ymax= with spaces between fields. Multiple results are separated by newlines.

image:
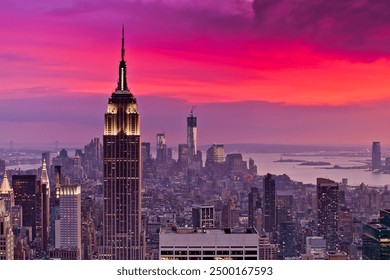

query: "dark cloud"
xmin=45 ymin=0 xmax=390 ymax=60
xmin=252 ymin=0 xmax=390 ymax=58
xmin=7 ymin=1 xmax=389 ymax=61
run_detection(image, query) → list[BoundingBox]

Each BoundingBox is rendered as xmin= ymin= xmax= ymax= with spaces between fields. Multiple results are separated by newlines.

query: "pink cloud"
xmin=1 ymin=1 xmax=390 ymax=146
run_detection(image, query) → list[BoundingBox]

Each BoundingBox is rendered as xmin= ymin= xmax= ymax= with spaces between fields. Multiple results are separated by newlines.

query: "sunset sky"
xmin=1 ymin=0 xmax=390 ymax=147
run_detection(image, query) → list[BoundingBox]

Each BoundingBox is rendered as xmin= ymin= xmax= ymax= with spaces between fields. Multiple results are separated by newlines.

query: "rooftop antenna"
xmin=121 ymin=24 xmax=125 ymax=61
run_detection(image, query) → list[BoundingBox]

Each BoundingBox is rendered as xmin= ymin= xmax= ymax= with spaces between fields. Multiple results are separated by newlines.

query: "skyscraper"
xmin=156 ymin=133 xmax=167 ymax=164
xmin=100 ymin=26 xmax=144 ymax=260
xmin=248 ymin=187 xmax=261 ymax=228
xmin=372 ymin=141 xmax=381 ymax=170
xmin=187 ymin=109 xmax=197 ymax=164
xmin=317 ymin=178 xmax=339 ymax=251
xmin=42 ymin=152 xmax=51 ymax=173
xmin=141 ymin=142 xmax=151 ymax=163
xmin=205 ymin=144 xmax=224 ymax=167
xmin=178 ymin=144 xmax=189 ymax=167
xmin=36 ymin=160 xmax=50 ymax=253
xmin=12 ymin=175 xmax=37 ymax=238
xmin=363 ymin=209 xmax=390 ymax=260
xmin=263 ymin=173 xmax=276 ymax=238
xmin=0 ymin=173 xmax=14 ymax=213
xmin=0 ymin=199 xmax=14 ymax=260
xmin=56 ymin=184 xmax=81 ymax=259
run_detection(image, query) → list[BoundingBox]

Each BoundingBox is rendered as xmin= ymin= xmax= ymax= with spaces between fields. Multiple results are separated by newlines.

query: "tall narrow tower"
xmin=372 ymin=141 xmax=381 ymax=170
xmin=263 ymin=173 xmax=276 ymax=241
xmin=58 ymin=184 xmax=81 ymax=259
xmin=100 ymin=26 xmax=143 ymax=260
xmin=187 ymin=107 xmax=197 ymax=164
xmin=37 ymin=160 xmax=50 ymax=253
xmin=317 ymin=178 xmax=339 ymax=252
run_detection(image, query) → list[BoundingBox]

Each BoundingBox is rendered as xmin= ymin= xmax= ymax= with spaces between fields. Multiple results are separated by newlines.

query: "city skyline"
xmin=3 ymin=2 xmax=390 ymax=262
xmin=1 ymin=1 xmax=390 ymax=146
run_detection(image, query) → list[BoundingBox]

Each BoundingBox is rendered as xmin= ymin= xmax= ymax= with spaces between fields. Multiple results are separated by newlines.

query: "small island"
xmin=299 ymin=161 xmax=331 ymax=166
xmin=321 ymin=165 xmax=368 ymax=170
xmin=274 ymin=158 xmax=306 ymax=163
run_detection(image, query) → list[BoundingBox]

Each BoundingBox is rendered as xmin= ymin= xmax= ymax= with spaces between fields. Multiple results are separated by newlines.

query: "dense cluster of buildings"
xmin=1 ymin=29 xmax=390 ymax=260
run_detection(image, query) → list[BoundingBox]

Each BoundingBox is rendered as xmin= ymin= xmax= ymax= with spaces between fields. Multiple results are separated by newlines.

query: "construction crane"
xmin=190 ymin=105 xmax=197 ymax=116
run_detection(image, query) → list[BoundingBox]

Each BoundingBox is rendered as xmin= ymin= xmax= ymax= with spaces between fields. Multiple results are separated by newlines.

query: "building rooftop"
xmin=160 ymin=227 xmax=258 ymax=235
xmin=0 ymin=173 xmax=12 ymax=193
xmin=366 ymin=223 xmax=390 ymax=231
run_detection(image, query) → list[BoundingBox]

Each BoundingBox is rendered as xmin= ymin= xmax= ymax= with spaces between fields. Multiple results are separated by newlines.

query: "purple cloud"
xmin=1 ymin=92 xmax=390 ymax=147
xmin=252 ymin=0 xmax=390 ymax=59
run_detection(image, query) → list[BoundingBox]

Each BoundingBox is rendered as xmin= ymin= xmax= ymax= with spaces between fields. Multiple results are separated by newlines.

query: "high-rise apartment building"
xmin=56 ymin=184 xmax=81 ymax=259
xmin=100 ymin=27 xmax=144 ymax=260
xmin=372 ymin=141 xmax=381 ymax=170
xmin=263 ymin=173 xmax=276 ymax=237
xmin=278 ymin=221 xmax=297 ymax=259
xmin=317 ymin=178 xmax=339 ymax=251
xmin=12 ymin=175 xmax=37 ymax=238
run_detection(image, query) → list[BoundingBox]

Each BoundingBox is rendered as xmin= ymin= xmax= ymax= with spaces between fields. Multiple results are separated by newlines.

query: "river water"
xmin=243 ymin=153 xmax=390 ymax=186
xmin=7 ymin=152 xmax=390 ymax=187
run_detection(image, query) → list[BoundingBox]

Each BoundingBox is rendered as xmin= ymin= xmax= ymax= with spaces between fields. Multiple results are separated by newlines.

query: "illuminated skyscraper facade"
xmin=0 ymin=199 xmax=14 ymax=260
xmin=100 ymin=27 xmax=143 ymax=260
xmin=56 ymin=184 xmax=81 ymax=259
xmin=317 ymin=178 xmax=339 ymax=251
xmin=0 ymin=173 xmax=14 ymax=213
xmin=36 ymin=160 xmax=50 ymax=253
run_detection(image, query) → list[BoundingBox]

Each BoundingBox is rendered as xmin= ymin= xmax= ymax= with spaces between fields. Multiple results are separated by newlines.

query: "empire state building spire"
xmin=116 ymin=25 xmax=128 ymax=92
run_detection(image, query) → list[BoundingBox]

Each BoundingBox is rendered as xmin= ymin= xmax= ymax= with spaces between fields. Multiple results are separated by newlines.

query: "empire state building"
xmin=100 ymin=27 xmax=144 ymax=260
